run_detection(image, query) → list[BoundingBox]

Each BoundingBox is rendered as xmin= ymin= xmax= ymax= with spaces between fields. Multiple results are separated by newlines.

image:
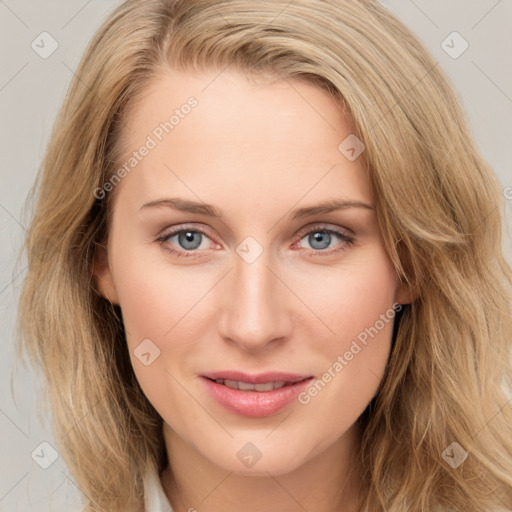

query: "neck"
xmin=160 ymin=423 xmax=365 ymax=512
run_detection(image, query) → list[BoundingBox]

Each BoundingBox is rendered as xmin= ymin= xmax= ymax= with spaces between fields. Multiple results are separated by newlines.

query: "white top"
xmin=143 ymin=466 xmax=174 ymax=512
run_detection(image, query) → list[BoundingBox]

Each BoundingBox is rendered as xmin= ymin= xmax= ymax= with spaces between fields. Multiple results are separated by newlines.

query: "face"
xmin=94 ymin=67 xmax=411 ymax=477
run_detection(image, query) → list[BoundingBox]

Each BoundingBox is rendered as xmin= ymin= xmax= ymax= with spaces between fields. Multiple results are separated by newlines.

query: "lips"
xmin=201 ymin=370 xmax=311 ymax=384
xmin=214 ymin=379 xmax=290 ymax=391
xmin=200 ymin=371 xmax=314 ymax=417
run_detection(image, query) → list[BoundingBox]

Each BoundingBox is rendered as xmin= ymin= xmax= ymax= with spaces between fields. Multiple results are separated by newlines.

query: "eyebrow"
xmin=139 ymin=197 xmax=374 ymax=220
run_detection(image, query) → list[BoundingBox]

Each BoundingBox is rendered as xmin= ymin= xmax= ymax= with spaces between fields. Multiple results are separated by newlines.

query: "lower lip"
xmin=200 ymin=377 xmax=314 ymax=418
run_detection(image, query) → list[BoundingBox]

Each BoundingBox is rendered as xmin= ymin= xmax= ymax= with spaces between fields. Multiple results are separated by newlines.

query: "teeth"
xmin=216 ymin=379 xmax=288 ymax=391
xmin=239 ymin=381 xmax=257 ymax=391
xmin=254 ymin=382 xmax=274 ymax=392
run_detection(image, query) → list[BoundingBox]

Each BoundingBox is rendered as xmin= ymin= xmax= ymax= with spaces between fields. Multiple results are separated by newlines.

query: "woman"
xmin=18 ymin=0 xmax=512 ymax=510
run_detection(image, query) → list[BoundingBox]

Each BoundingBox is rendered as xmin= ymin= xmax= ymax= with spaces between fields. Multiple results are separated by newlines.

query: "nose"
xmin=217 ymin=249 xmax=293 ymax=352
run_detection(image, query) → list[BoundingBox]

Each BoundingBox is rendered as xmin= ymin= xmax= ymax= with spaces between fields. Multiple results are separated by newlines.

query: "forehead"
xmin=113 ymin=67 xmax=372 ymax=210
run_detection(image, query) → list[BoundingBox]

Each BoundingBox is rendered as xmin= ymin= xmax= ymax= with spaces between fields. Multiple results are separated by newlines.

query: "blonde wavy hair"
xmin=17 ymin=0 xmax=512 ymax=510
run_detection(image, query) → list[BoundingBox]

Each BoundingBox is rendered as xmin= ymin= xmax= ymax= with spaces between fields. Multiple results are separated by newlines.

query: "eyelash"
xmin=155 ymin=224 xmax=355 ymax=259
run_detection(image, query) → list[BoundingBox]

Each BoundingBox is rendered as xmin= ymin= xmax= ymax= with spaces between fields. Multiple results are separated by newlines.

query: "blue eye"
xmin=157 ymin=227 xmax=212 ymax=257
xmin=158 ymin=228 xmax=211 ymax=257
xmin=303 ymin=231 xmax=340 ymax=250
xmin=156 ymin=224 xmax=355 ymax=258
xmin=295 ymin=225 xmax=355 ymax=254
xmin=172 ymin=230 xmax=204 ymax=251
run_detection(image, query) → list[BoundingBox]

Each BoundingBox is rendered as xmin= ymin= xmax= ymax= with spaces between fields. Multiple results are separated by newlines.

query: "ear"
xmin=93 ymin=243 xmax=120 ymax=304
xmin=395 ymin=278 xmax=419 ymax=306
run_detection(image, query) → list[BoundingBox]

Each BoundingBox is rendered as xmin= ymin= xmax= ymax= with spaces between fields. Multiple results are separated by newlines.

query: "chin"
xmin=202 ymin=439 xmax=312 ymax=477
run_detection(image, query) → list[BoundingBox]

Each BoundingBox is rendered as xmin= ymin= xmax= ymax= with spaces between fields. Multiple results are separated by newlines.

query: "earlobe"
xmin=395 ymin=279 xmax=419 ymax=306
xmin=92 ymin=244 xmax=120 ymax=304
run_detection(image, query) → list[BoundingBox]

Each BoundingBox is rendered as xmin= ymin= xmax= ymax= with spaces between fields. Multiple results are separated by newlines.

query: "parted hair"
xmin=18 ymin=0 xmax=512 ymax=510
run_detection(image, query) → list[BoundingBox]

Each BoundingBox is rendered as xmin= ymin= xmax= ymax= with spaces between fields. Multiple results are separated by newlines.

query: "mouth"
xmin=200 ymin=371 xmax=315 ymax=417
xmin=205 ymin=378 xmax=302 ymax=392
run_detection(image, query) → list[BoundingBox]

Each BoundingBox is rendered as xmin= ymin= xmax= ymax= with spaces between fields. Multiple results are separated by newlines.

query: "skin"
xmin=94 ymin=67 xmax=413 ymax=512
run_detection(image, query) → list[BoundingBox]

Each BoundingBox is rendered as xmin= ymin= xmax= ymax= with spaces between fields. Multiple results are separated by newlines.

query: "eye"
xmin=156 ymin=223 xmax=355 ymax=259
xmin=156 ymin=226 xmax=216 ymax=258
xmin=294 ymin=224 xmax=355 ymax=255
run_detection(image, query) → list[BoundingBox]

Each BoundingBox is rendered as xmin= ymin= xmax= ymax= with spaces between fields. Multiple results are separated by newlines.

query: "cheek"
xmin=300 ymin=245 xmax=398 ymax=348
xmin=112 ymin=251 xmax=210 ymax=409
xmin=295 ymin=248 xmax=397 ymax=411
xmin=112 ymin=241 xmax=210 ymax=342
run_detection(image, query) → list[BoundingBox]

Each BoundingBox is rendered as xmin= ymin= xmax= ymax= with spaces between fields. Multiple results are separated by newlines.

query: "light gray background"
xmin=1 ymin=1 xmax=511 ymax=510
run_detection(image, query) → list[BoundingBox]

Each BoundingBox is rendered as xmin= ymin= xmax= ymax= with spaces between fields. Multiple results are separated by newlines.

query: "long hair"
xmin=17 ymin=0 xmax=512 ymax=510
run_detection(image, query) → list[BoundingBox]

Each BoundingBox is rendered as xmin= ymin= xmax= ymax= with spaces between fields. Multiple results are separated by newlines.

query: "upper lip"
xmin=201 ymin=371 xmax=313 ymax=384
